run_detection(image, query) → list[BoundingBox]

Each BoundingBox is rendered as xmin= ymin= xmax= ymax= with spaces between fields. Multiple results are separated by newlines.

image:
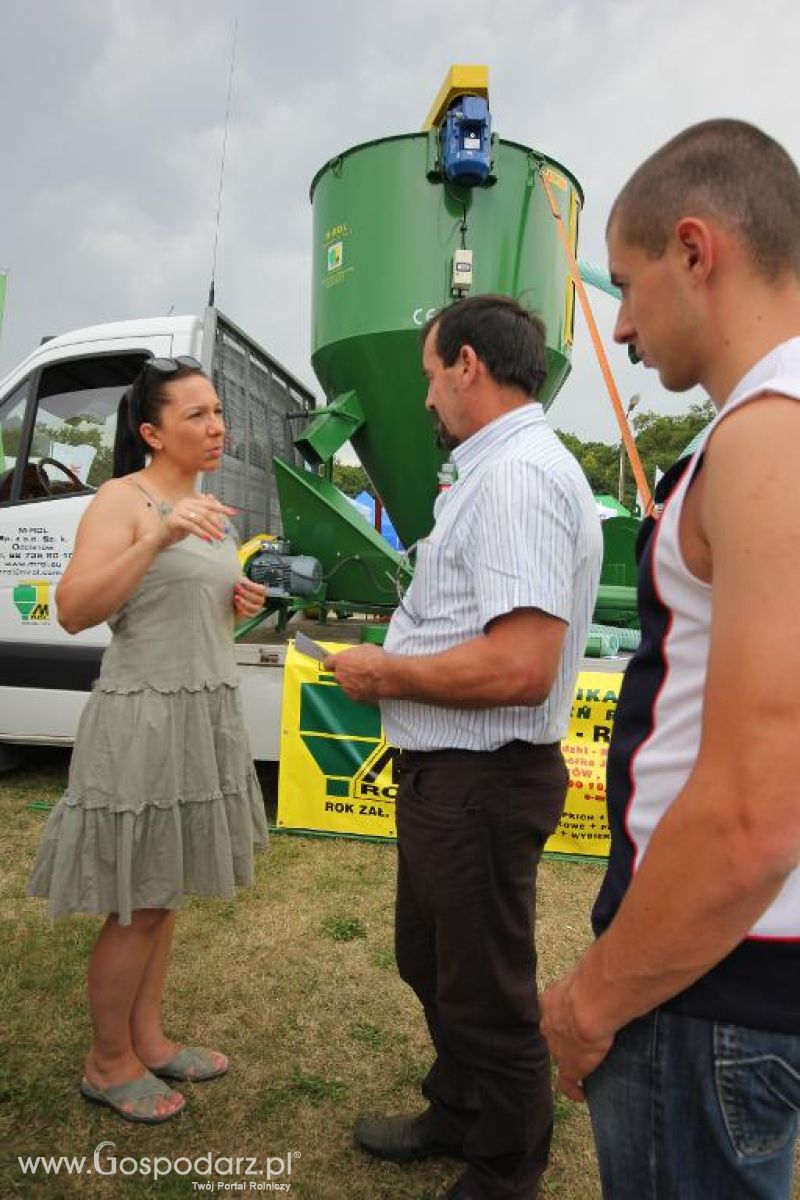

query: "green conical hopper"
xmin=309 ymin=132 xmax=583 ymax=548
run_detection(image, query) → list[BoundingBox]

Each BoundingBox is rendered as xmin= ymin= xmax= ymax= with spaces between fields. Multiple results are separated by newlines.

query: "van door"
xmin=0 ymin=340 xmax=169 ymax=743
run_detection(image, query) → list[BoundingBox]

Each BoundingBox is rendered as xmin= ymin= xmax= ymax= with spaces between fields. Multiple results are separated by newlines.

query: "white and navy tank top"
xmin=593 ymin=337 xmax=800 ymax=1033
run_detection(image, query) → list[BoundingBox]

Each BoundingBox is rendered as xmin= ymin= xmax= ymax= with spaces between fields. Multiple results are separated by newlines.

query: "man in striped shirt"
xmin=326 ymin=294 xmax=601 ymax=1200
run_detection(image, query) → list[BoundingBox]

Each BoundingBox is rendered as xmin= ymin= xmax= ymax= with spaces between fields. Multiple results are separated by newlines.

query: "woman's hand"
xmin=156 ymin=494 xmax=237 ymax=549
xmin=233 ymin=576 xmax=268 ymax=619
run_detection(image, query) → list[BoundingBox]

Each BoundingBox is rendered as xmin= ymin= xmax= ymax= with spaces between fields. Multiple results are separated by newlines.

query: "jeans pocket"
xmin=714 ymin=1023 xmax=800 ymax=1159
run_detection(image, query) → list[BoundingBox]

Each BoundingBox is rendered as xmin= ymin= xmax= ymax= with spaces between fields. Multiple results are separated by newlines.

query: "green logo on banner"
xmin=299 ymin=679 xmax=397 ymax=800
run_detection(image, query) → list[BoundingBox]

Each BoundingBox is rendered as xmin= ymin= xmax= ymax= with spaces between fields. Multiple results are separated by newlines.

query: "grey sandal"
xmin=80 ymin=1070 xmax=185 ymax=1123
xmin=149 ymin=1046 xmax=229 ymax=1082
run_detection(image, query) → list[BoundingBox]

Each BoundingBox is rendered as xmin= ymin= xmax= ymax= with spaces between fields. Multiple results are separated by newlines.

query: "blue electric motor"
xmin=245 ymin=539 xmax=322 ymax=599
xmin=440 ymin=94 xmax=492 ymax=186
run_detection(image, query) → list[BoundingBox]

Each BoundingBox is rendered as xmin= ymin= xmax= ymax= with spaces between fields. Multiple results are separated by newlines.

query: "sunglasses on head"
xmin=143 ymin=355 xmax=203 ymax=378
xmin=128 ymin=355 xmax=205 ymax=431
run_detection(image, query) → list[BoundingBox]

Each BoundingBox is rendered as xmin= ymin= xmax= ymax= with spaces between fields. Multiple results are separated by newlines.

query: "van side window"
xmin=9 ymin=354 xmax=145 ymax=505
xmin=0 ymin=382 xmax=31 ymax=503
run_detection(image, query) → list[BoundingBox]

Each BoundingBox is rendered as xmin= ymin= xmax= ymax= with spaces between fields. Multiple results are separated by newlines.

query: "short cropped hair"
xmin=609 ymin=119 xmax=800 ymax=281
xmin=423 ymin=294 xmax=548 ymax=399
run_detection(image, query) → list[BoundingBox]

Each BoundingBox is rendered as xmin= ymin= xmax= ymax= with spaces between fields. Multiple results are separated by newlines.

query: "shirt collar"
xmin=452 ymin=402 xmax=544 ymax=478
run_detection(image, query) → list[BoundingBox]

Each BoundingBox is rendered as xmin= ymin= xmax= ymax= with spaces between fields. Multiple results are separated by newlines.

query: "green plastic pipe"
xmin=593 ymin=584 xmax=639 ymax=628
xmin=585 ymin=631 xmax=620 ymax=658
xmin=579 ymin=259 xmax=621 ymax=301
xmin=590 ymin=622 xmax=642 ymax=652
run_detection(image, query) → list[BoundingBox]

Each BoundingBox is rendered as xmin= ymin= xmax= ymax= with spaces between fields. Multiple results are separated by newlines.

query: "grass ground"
xmin=5 ymin=748 xmax=793 ymax=1199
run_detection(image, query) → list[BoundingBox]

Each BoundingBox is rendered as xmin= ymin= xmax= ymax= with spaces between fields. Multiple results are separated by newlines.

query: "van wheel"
xmin=0 ymin=744 xmax=21 ymax=774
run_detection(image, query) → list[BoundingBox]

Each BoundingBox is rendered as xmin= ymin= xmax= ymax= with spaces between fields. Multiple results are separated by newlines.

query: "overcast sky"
xmin=1 ymin=0 xmax=797 ymax=448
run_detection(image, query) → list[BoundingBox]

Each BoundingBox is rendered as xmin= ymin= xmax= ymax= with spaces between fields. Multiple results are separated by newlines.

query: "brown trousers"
xmin=394 ymin=740 xmax=569 ymax=1200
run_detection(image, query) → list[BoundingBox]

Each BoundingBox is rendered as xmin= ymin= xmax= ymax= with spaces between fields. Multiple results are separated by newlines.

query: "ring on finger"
xmin=189 ymin=510 xmax=198 ymax=520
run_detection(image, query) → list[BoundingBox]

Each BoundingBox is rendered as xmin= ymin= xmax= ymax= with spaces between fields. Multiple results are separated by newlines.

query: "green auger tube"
xmin=585 ymin=631 xmax=620 ymax=657
xmin=590 ymin=623 xmax=642 ymax=652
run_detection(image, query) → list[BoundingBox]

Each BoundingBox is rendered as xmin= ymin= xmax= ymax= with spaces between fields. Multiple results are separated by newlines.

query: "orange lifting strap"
xmin=539 ymin=167 xmax=654 ymax=518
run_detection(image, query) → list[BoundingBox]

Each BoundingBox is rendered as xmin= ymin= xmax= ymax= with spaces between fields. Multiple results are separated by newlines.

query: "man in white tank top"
xmin=541 ymin=120 xmax=800 ymax=1199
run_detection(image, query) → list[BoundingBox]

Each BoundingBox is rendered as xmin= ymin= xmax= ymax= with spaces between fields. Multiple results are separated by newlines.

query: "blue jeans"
xmin=585 ymin=1010 xmax=800 ymax=1199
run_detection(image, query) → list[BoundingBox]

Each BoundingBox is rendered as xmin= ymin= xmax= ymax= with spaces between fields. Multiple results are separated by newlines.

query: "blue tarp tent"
xmin=352 ymin=490 xmax=402 ymax=550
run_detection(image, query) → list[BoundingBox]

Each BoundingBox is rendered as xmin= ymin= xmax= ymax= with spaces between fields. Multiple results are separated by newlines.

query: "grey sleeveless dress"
xmin=28 ymin=525 xmax=268 ymax=924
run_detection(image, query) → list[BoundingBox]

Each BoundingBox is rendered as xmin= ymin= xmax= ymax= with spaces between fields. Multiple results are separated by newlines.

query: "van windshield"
xmin=2 ymin=354 xmax=146 ymax=502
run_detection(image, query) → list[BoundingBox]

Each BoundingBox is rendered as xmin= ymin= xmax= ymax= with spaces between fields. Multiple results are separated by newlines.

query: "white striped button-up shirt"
xmin=382 ymin=403 xmax=602 ymax=751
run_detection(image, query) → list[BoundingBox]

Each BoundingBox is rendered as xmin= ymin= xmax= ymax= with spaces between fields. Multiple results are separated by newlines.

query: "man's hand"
xmin=323 ymin=645 xmax=393 ymax=704
xmin=540 ymin=972 xmax=614 ymax=1102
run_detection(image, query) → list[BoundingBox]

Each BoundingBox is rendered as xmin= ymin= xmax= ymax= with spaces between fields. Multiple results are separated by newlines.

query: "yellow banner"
xmin=548 ymin=670 xmax=620 ymax=857
xmin=277 ymin=644 xmax=621 ymax=857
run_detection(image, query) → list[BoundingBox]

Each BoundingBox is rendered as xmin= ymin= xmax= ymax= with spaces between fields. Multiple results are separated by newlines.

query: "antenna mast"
xmin=208 ymin=20 xmax=238 ymax=308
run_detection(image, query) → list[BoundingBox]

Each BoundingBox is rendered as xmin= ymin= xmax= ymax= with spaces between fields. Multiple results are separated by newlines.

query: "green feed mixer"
xmin=271 ymin=66 xmax=582 ymax=609
xmin=258 ymin=65 xmax=638 ymax=634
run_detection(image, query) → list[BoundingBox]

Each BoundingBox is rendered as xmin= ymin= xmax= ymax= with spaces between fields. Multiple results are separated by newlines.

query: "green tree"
xmin=332 ymin=461 xmax=372 ymax=498
xmin=36 ymin=421 xmax=113 ymax=487
xmin=557 ymin=432 xmax=619 ymax=495
xmin=557 ymin=399 xmax=715 ymax=511
xmin=628 ymin=399 xmax=714 ymax=508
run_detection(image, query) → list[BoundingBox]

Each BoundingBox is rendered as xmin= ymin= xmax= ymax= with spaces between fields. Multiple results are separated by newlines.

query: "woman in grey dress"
xmin=29 ymin=357 xmax=268 ymax=1123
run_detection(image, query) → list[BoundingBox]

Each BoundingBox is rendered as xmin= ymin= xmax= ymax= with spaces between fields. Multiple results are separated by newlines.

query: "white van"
xmin=0 ymin=307 xmax=313 ymax=765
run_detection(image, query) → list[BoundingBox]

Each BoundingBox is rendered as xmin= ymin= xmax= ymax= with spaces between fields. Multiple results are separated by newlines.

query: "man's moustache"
xmin=433 ymin=414 xmax=459 ymax=451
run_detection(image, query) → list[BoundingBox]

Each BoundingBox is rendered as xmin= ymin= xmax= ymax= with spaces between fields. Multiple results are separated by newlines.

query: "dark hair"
xmin=112 ymin=361 xmax=204 ymax=477
xmin=422 ymin=295 xmax=548 ymax=398
xmin=609 ymin=119 xmax=800 ymax=281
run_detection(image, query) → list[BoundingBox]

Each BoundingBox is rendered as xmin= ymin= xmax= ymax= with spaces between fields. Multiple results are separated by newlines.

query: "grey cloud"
xmin=1 ymin=0 xmax=798 ymax=442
